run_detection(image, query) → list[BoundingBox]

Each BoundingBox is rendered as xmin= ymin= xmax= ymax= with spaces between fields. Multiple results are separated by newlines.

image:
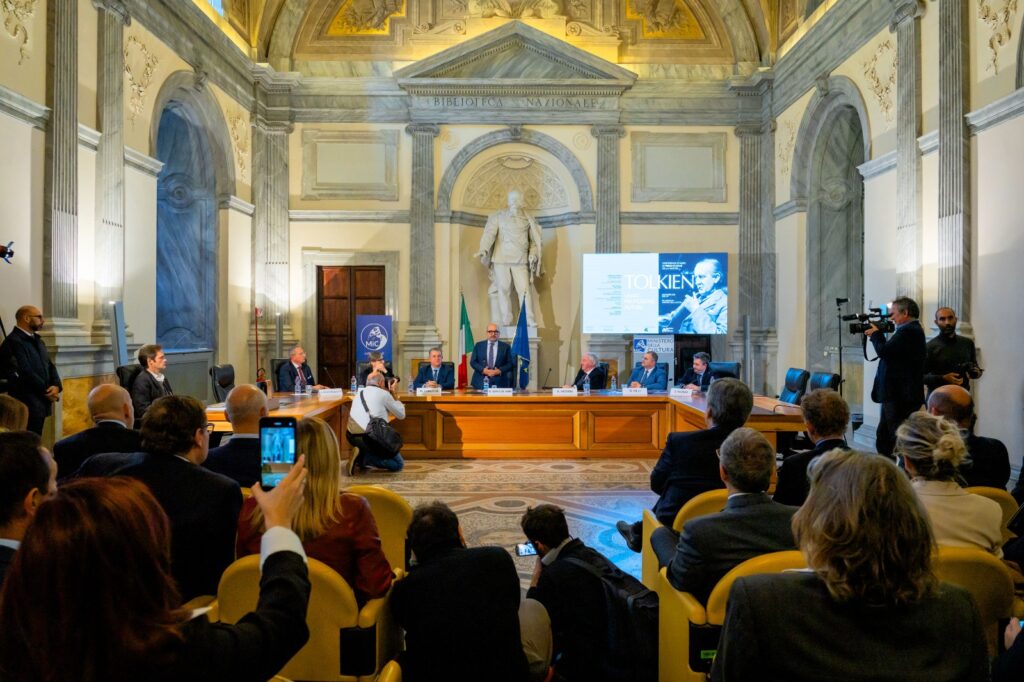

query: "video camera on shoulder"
xmin=844 ymin=307 xmax=895 ymax=335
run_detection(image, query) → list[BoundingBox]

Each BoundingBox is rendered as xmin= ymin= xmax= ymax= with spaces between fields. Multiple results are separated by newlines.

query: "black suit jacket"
xmin=130 ymin=370 xmax=173 ymax=420
xmin=76 ymin=451 xmax=242 ymax=601
xmin=650 ymin=425 xmax=732 ymax=526
xmin=276 ymin=362 xmax=315 ymax=393
xmin=412 ymin=363 xmax=455 ymax=390
xmin=52 ymin=421 xmax=142 ymax=480
xmin=470 ymin=340 xmax=515 ymax=389
xmin=571 ymin=366 xmax=607 ymax=390
xmin=960 ymin=434 xmax=1010 ymax=490
xmin=677 ymin=368 xmax=714 ymax=390
xmin=772 ymin=438 xmax=849 ymax=507
xmin=0 ymin=544 xmax=15 ymax=586
xmin=665 ymin=493 xmax=797 ymax=603
xmin=711 ymin=573 xmax=988 ymax=682
xmin=203 ymin=437 xmax=261 ymax=488
xmin=392 ymin=546 xmax=529 ymax=682
xmin=358 ymin=365 xmax=398 ymax=388
xmin=0 ymin=328 xmax=62 ymax=423
xmin=870 ymin=320 xmax=926 ymax=405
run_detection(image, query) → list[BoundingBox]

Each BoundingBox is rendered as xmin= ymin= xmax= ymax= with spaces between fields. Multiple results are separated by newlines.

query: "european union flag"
xmin=511 ymin=296 xmax=530 ymax=390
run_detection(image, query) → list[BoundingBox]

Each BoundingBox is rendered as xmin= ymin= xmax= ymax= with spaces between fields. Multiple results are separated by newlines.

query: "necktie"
xmin=297 ymin=366 xmax=306 ymax=388
xmin=433 ymin=368 xmax=439 ymax=381
xmin=488 ymin=343 xmax=496 ymax=368
xmin=642 ymin=370 xmax=649 ymax=385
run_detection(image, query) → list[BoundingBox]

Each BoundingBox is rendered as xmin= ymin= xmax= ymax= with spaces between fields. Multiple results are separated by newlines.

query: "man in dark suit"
xmin=52 ymin=384 xmax=141 ymax=480
xmin=413 ymin=347 xmax=455 ymax=390
xmin=617 ymin=378 xmax=753 ymax=552
xmin=392 ymin=502 xmax=529 ymax=682
xmin=0 ymin=305 xmax=62 ymax=435
xmin=866 ymin=296 xmax=926 ymax=457
xmin=0 ymin=431 xmax=57 ymax=585
xmin=927 ymin=385 xmax=1010 ymax=489
xmin=773 ymin=388 xmax=850 ymax=507
xmin=924 ymin=307 xmax=983 ymax=394
xmin=470 ymin=323 xmax=515 ymax=389
xmin=204 ymin=384 xmax=267 ymax=487
xmin=358 ymin=351 xmax=400 ymax=388
xmin=651 ymin=428 xmax=798 ymax=603
xmin=677 ymin=352 xmax=715 ymax=391
xmin=277 ymin=345 xmax=325 ymax=393
xmin=77 ymin=395 xmax=242 ymax=601
xmin=627 ymin=351 xmax=668 ymax=390
xmin=130 ymin=344 xmax=173 ymax=423
xmin=567 ymin=351 xmax=606 ymax=390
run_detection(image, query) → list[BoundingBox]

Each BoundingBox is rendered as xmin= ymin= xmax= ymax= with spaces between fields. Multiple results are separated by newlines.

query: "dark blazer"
xmin=470 ymin=340 xmax=514 ymax=389
xmin=0 ymin=328 xmax=62 ymax=429
xmin=772 ymin=438 xmax=849 ymax=507
xmin=650 ymin=425 xmax=733 ymax=525
xmin=276 ymin=362 xmax=315 ymax=393
xmin=77 ymin=451 xmax=242 ymax=601
xmin=130 ymin=370 xmax=173 ymax=420
xmin=677 ymin=368 xmax=714 ymax=390
xmin=711 ymin=572 xmax=988 ymax=682
xmin=665 ymin=493 xmax=797 ymax=603
xmin=52 ymin=421 xmax=142 ymax=481
xmin=960 ymin=434 xmax=1010 ymax=490
xmin=627 ymin=365 xmax=668 ymax=390
xmin=571 ymin=366 xmax=607 ymax=390
xmin=392 ymin=546 xmax=529 ymax=682
xmin=0 ymin=544 xmax=15 ymax=586
xmin=413 ymin=363 xmax=455 ymax=390
xmin=203 ymin=436 xmax=261 ymax=488
xmin=869 ymin=319 xmax=926 ymax=405
xmin=358 ymin=365 xmax=398 ymax=388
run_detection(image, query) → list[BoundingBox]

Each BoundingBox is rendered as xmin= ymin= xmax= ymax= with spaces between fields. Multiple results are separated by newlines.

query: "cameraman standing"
xmin=866 ymin=296 xmax=926 ymax=457
xmin=924 ymin=307 xmax=982 ymax=394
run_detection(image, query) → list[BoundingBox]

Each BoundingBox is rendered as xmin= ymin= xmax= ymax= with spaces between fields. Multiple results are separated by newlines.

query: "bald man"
xmin=52 ymin=384 xmax=140 ymax=480
xmin=927 ymin=385 xmax=1009 ymax=489
xmin=0 ymin=305 xmax=62 ymax=435
xmin=203 ymin=384 xmax=268 ymax=487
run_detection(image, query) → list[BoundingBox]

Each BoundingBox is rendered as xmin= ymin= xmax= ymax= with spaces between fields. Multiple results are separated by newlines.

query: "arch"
xmin=790 ymin=75 xmax=871 ymax=204
xmin=437 ymin=127 xmax=593 ymax=216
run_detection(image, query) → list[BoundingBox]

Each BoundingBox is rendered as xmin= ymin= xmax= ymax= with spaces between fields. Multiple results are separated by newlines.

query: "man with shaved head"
xmin=927 ymin=384 xmax=1009 ymax=489
xmin=924 ymin=307 xmax=982 ymax=394
xmin=53 ymin=384 xmax=140 ymax=480
xmin=0 ymin=305 xmax=62 ymax=435
xmin=203 ymin=384 xmax=268 ymax=487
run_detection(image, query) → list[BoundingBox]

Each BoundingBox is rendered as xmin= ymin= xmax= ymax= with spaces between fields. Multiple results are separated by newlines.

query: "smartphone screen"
xmin=515 ymin=542 xmax=537 ymax=557
xmin=260 ymin=416 xmax=297 ymax=489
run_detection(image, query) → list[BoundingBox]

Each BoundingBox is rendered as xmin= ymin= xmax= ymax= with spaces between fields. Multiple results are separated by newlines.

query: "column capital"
xmin=405 ymin=123 xmax=440 ymax=137
xmin=890 ymin=0 xmax=924 ymax=31
xmin=590 ymin=124 xmax=625 ymax=139
xmin=253 ymin=117 xmax=293 ymax=135
xmin=91 ymin=0 xmax=130 ymax=25
xmin=734 ymin=122 xmax=768 ymax=138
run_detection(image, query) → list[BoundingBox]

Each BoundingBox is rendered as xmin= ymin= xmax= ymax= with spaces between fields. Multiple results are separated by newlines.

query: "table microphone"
xmin=322 ymin=366 xmax=341 ymax=389
xmin=542 ymin=367 xmax=552 ymax=389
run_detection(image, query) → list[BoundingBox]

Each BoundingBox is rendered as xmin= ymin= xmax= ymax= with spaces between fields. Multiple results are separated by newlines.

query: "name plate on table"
xmin=670 ymin=388 xmax=694 ymax=398
xmin=552 ymin=387 xmax=578 ymax=396
xmin=622 ymin=387 xmax=649 ymax=396
xmin=318 ymin=389 xmax=345 ymax=399
xmin=416 ymin=387 xmax=443 ymax=396
xmin=486 ymin=388 xmax=515 ymax=396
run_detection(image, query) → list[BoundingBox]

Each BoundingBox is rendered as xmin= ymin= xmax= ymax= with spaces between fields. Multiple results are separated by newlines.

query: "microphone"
xmin=835 ymin=297 xmax=849 ymax=305
xmin=322 ymin=366 xmax=340 ymax=389
xmin=542 ymin=367 xmax=552 ymax=389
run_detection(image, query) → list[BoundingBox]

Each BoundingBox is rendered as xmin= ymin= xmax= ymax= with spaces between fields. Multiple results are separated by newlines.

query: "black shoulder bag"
xmin=359 ymin=388 xmax=403 ymax=458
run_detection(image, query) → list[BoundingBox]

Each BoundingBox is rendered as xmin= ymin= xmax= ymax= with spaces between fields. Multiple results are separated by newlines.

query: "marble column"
xmin=590 ymin=125 xmax=625 ymax=253
xmin=891 ymin=0 xmax=925 ymax=303
xmin=937 ymin=0 xmax=971 ymax=333
xmin=92 ymin=0 xmax=130 ymax=333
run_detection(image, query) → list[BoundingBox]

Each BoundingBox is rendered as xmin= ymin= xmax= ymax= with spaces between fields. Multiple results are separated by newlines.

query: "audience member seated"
xmin=651 ymin=428 xmax=798 ymax=603
xmin=565 ymin=352 xmax=607 ymax=391
xmin=711 ymin=449 xmax=988 ymax=681
xmin=616 ymin=378 xmax=754 ymax=552
xmin=392 ymin=501 xmax=530 ymax=682
xmin=773 ymin=389 xmax=850 ymax=507
xmin=237 ymin=416 xmax=392 ymax=605
xmin=522 ymin=504 xmax=655 ymax=682
xmin=131 ymin=344 xmax=173 ymax=423
xmin=927 ymin=384 xmax=1010 ymax=489
xmin=676 ymin=352 xmax=715 ymax=391
xmin=995 ymin=620 xmax=1024 ymax=682
xmin=52 ymin=384 xmax=141 ymax=480
xmin=203 ymin=384 xmax=267 ymax=487
xmin=0 ymin=470 xmax=311 ymax=681
xmin=346 ymin=371 xmax=406 ymax=474
xmin=0 ymin=394 xmax=28 ymax=432
xmin=76 ymin=395 xmax=243 ymax=601
xmin=627 ymin=351 xmax=667 ymax=390
xmin=413 ymin=347 xmax=455 ymax=390
xmin=0 ymin=432 xmax=56 ymax=584
xmin=359 ymin=351 xmax=400 ymax=389
xmin=896 ymin=411 xmax=1003 ymax=556
xmin=277 ymin=345 xmax=325 ymax=393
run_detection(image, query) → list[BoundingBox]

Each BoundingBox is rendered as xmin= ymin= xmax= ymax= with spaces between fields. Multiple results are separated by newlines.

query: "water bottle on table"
xmin=350 ymin=375 xmax=358 ymax=393
xmin=483 ymin=376 xmax=490 ymax=391
xmin=294 ymin=376 xmax=302 ymax=395
xmin=583 ymin=374 xmax=590 ymax=396
xmin=610 ymin=375 xmax=618 ymax=392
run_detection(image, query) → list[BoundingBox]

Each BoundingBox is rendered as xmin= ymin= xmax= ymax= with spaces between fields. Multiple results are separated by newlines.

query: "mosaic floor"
xmin=348 ymin=458 xmax=658 ymax=585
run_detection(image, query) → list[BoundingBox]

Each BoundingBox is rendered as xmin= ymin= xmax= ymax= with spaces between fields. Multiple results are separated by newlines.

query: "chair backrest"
xmin=116 ymin=364 xmax=142 ymax=390
xmin=632 ymin=361 xmax=669 ymax=377
xmin=270 ymin=358 xmax=289 ymax=391
xmin=416 ymin=361 xmax=455 ymax=374
xmin=217 ymin=555 xmax=361 ymax=681
xmin=210 ymin=364 xmax=236 ymax=402
xmin=807 ymin=371 xmax=841 ymax=392
xmin=344 ymin=484 xmax=413 ymax=572
xmin=933 ymin=545 xmax=1015 ymax=655
xmin=357 ymin=361 xmax=393 ymax=382
xmin=671 ymin=488 xmax=729 ymax=533
xmin=704 ymin=550 xmax=807 ymax=624
xmin=708 ymin=361 xmax=741 ymax=380
xmin=963 ymin=486 xmax=1019 ymax=542
xmin=377 ymin=660 xmax=402 ymax=682
xmin=778 ymin=368 xmax=810 ymax=405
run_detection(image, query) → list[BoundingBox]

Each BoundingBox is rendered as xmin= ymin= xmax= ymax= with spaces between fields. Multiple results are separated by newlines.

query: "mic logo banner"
xmin=356 ymin=315 xmax=393 ymax=361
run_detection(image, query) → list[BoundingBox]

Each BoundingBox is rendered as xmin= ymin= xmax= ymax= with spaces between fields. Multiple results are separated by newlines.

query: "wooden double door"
xmin=316 ymin=266 xmax=385 ymax=388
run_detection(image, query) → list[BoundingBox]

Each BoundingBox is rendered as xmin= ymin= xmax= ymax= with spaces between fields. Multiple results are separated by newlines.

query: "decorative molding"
xmin=220 ymin=195 xmax=255 ymax=215
xmin=965 ymin=86 xmax=1024 ymax=134
xmin=0 ymin=82 xmax=48 ymax=129
xmin=228 ymin=112 xmax=250 ymax=182
xmin=443 ymin=209 xmax=595 ymax=228
xmin=289 ymin=209 xmax=411 ymax=223
xmin=123 ymin=145 xmax=164 ymax=176
xmin=572 ymin=131 xmax=592 ymax=150
xmin=977 ymin=0 xmax=1019 ymax=73
xmin=1 ymin=0 xmax=36 ymax=64
xmin=301 ymin=128 xmax=400 ymax=200
xmin=857 ymin=150 xmax=897 ymax=179
xmin=917 ymin=129 xmax=939 ymax=155
xmin=619 ymin=211 xmax=740 ymax=225
xmin=772 ymin=198 xmax=807 ymax=220
xmin=862 ymin=38 xmax=897 ymax=124
xmin=462 ymin=153 xmax=568 ymax=211
xmin=439 ymin=127 xmax=460 ymax=150
xmin=77 ymin=123 xmax=101 ymax=151
xmin=777 ymin=119 xmax=797 ymax=177
xmin=123 ymin=33 xmax=159 ymax=125
xmin=630 ymin=131 xmax=727 ymax=203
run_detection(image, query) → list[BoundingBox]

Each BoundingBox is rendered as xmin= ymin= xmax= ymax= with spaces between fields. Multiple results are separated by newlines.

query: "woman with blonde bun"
xmin=896 ymin=410 xmax=1003 ymax=555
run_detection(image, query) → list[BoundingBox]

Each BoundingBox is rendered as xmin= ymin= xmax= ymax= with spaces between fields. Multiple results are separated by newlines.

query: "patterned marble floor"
xmin=348 ymin=458 xmax=658 ymax=585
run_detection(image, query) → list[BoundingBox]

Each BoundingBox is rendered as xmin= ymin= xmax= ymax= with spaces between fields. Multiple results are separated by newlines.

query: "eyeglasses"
xmin=206 ymin=422 xmax=217 ymax=433
xmin=486 ymin=329 xmax=499 ymax=334
xmin=715 ymin=448 xmax=721 ymax=460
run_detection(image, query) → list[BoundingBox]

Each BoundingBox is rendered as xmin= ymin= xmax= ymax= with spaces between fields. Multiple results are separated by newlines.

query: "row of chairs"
xmin=777 ymin=368 xmax=841 ymax=405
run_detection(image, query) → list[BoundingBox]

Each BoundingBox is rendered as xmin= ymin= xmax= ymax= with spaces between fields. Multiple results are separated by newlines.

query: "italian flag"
xmin=457 ymin=293 xmax=473 ymax=388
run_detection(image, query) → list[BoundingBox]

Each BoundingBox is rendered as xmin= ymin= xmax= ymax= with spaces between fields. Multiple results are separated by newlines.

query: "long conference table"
xmin=208 ymin=390 xmax=804 ymax=460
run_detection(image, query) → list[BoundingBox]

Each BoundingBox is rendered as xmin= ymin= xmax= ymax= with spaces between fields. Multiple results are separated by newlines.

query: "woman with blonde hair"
xmin=237 ymin=416 xmax=392 ymax=604
xmin=0 ymin=394 xmax=29 ymax=432
xmin=712 ymin=449 xmax=988 ymax=681
xmin=896 ymin=410 xmax=1003 ymax=555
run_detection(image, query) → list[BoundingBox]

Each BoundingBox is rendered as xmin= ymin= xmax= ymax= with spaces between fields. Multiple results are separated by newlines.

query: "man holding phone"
xmin=346 ymin=371 xmax=406 ymax=474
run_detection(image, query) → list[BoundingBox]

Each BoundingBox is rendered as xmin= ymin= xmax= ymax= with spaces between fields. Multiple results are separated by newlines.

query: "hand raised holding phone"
xmin=251 ymin=454 xmax=307 ymax=530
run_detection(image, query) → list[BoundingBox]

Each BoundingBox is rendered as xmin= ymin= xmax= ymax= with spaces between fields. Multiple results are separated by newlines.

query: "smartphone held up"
xmin=260 ymin=416 xmax=297 ymax=489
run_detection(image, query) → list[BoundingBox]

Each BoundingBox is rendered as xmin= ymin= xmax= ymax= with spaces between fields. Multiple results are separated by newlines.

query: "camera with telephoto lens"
xmin=954 ymin=361 xmax=983 ymax=380
xmin=844 ymin=308 xmax=895 ymax=335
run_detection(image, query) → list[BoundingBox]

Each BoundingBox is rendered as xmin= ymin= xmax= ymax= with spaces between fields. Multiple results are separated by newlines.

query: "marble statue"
xmin=474 ymin=190 xmax=543 ymax=327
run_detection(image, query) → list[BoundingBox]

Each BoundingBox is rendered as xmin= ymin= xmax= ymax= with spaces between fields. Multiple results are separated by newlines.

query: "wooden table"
xmin=207 ymin=393 xmax=350 ymax=439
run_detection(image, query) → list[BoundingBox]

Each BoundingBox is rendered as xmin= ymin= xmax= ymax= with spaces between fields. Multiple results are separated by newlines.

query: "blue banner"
xmin=511 ymin=298 xmax=531 ymax=390
xmin=356 ymin=315 xmax=393 ymax=361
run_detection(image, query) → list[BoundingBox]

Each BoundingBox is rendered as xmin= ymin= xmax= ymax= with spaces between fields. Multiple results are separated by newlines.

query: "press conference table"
xmin=208 ymin=390 xmax=804 ymax=460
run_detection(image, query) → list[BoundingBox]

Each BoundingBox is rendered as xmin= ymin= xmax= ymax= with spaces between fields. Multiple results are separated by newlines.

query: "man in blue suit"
xmin=627 ymin=351 xmax=667 ymax=390
xmin=277 ymin=346 xmax=324 ymax=393
xmin=470 ymin=323 xmax=514 ymax=389
xmin=413 ymin=347 xmax=455 ymax=390
xmin=204 ymin=384 xmax=267 ymax=487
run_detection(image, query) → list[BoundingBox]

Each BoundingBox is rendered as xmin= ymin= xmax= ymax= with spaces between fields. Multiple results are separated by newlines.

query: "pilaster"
xmin=591 ymin=125 xmax=626 ymax=253
xmin=406 ymin=124 xmax=441 ymax=327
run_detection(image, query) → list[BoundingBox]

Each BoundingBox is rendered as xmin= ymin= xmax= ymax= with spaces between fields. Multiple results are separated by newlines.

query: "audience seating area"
xmin=640 ymin=489 xmax=728 ymax=588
